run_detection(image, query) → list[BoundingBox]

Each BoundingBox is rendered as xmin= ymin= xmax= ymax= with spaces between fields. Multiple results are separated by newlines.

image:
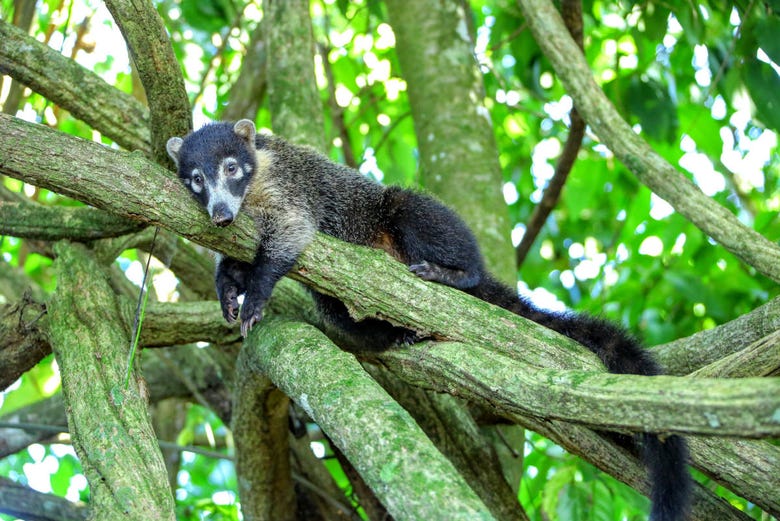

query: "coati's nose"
xmin=211 ymin=204 xmax=234 ymax=227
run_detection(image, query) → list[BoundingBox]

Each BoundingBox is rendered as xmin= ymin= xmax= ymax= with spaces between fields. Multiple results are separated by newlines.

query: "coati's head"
xmin=166 ymin=120 xmax=258 ymax=227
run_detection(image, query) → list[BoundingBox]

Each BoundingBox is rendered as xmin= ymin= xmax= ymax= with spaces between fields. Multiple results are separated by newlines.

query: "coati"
xmin=166 ymin=119 xmax=691 ymax=521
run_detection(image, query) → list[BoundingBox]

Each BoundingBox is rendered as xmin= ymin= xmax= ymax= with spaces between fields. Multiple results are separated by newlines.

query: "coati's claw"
xmin=240 ymin=313 xmax=262 ymax=337
xmin=396 ymin=329 xmax=425 ymax=345
xmin=219 ymin=286 xmax=240 ymax=323
xmin=409 ymin=261 xmax=436 ymax=280
xmin=239 ymin=299 xmax=265 ymax=337
xmin=240 ymin=317 xmax=253 ymax=338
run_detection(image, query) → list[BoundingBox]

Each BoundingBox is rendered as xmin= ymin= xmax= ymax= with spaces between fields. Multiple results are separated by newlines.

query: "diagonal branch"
xmin=103 ymin=0 xmax=191 ymax=165
xmin=0 ymin=19 xmax=150 ymax=152
xmin=515 ymin=0 xmax=780 ymax=284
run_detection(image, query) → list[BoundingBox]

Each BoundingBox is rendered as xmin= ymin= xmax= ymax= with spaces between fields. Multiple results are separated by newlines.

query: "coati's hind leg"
xmin=312 ymin=293 xmax=422 ymax=351
xmin=215 ymin=255 xmax=252 ymax=323
xmin=409 ymin=261 xmax=480 ymax=289
xmin=382 ymin=187 xmax=485 ymax=290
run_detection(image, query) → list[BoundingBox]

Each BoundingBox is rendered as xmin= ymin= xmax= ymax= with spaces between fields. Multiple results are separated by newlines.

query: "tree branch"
xmin=379 ymin=341 xmax=780 ymax=436
xmin=0 ymin=295 xmax=49 ymax=391
xmin=103 ymin=0 xmax=191 ymax=165
xmin=653 ymin=296 xmax=780 ymax=375
xmin=265 ymin=0 xmax=326 ymax=150
xmin=515 ymin=0 xmax=780 ymax=284
xmin=515 ymin=0 xmax=586 ymax=268
xmin=385 ymin=0 xmax=515 ymax=282
xmin=244 ymin=316 xmax=497 ymax=520
xmin=0 ymin=199 xmax=144 ymax=240
xmin=48 ymin=241 xmax=175 ymax=519
xmin=232 ymin=353 xmax=297 ymax=520
xmin=0 ymin=19 xmax=150 ymax=152
xmin=0 ymin=476 xmax=88 ymax=521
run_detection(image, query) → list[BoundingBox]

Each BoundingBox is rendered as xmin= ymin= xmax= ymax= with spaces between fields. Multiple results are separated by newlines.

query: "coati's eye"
xmin=226 ymin=161 xmax=238 ymax=176
xmin=190 ymin=173 xmax=204 ymax=192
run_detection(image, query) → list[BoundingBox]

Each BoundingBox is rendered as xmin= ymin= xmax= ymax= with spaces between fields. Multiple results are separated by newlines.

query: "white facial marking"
xmin=206 ymin=159 xmax=246 ymax=218
xmin=189 ymin=168 xmax=204 ymax=194
xmin=222 ymin=157 xmax=243 ymax=180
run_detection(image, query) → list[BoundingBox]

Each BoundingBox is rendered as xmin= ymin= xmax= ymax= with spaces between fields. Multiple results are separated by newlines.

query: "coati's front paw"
xmin=219 ymin=285 xmax=241 ymax=323
xmin=239 ymin=296 xmax=267 ymax=337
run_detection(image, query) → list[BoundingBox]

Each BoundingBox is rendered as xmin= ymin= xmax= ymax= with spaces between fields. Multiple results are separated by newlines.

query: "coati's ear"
xmin=233 ymin=119 xmax=256 ymax=144
xmin=166 ymin=137 xmax=184 ymax=167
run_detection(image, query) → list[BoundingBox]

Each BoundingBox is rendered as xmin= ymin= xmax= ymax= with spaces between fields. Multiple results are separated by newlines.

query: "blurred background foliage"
xmin=1 ymin=0 xmax=778 ymax=519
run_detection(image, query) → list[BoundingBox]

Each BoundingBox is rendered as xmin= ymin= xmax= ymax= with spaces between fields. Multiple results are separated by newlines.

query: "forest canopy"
xmin=0 ymin=0 xmax=778 ymax=520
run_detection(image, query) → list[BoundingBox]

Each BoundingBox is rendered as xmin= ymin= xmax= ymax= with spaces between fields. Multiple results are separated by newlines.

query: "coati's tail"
xmin=469 ymin=275 xmax=691 ymax=521
xmin=643 ymin=432 xmax=691 ymax=521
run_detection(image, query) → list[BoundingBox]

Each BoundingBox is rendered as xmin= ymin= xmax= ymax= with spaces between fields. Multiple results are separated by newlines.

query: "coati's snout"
xmin=210 ymin=202 xmax=235 ymax=227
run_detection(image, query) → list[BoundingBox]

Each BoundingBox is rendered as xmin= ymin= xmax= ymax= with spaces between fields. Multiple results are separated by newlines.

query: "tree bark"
xmin=243 ymin=316 xmax=497 ymax=521
xmin=385 ymin=0 xmax=515 ymax=283
xmin=0 ymin=19 xmax=150 ymax=153
xmin=103 ymin=0 xmax=191 ymax=164
xmin=265 ymin=0 xmax=326 ymax=150
xmin=48 ymin=241 xmax=175 ymax=520
xmin=232 ymin=361 xmax=296 ymax=521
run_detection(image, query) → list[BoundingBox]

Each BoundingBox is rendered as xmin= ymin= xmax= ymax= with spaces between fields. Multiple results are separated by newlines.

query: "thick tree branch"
xmin=385 ymin=0 xmax=515 ymax=282
xmin=265 ymin=0 xmax=326 ymax=150
xmin=243 ymin=316 xmax=497 ymax=520
xmin=653 ymin=296 xmax=780 ymax=375
xmin=369 ymin=367 xmax=528 ymax=521
xmin=379 ymin=341 xmax=780 ymax=436
xmin=0 ymin=19 xmax=150 ymax=152
xmin=690 ymin=329 xmax=780 ymax=378
xmin=0 ymin=199 xmax=144 ymax=240
xmin=0 ymin=296 xmax=49 ymax=391
xmin=687 ymin=436 xmax=780 ymax=517
xmin=515 ymin=0 xmax=780 ymax=284
xmin=48 ymin=241 xmax=175 ymax=519
xmin=232 ymin=353 xmax=296 ymax=520
xmin=103 ymin=0 xmax=191 ymax=165
xmin=0 ymin=476 xmax=88 ymax=521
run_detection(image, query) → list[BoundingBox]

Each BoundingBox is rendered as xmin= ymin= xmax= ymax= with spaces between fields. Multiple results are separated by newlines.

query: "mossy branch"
xmin=48 ymin=241 xmax=175 ymax=520
xmin=243 ymin=316 xmax=497 ymax=521
xmin=0 ymin=19 xmax=150 ymax=153
xmin=0 ymin=199 xmax=144 ymax=240
xmin=103 ymin=0 xmax=191 ymax=165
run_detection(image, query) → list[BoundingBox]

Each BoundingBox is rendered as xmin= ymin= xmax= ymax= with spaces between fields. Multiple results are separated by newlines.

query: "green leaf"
xmin=754 ymin=17 xmax=780 ymax=65
xmin=626 ymin=76 xmax=679 ymax=143
xmin=742 ymin=57 xmax=780 ymax=132
xmin=179 ymin=0 xmax=235 ymax=33
xmin=542 ymin=464 xmax=576 ymax=519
